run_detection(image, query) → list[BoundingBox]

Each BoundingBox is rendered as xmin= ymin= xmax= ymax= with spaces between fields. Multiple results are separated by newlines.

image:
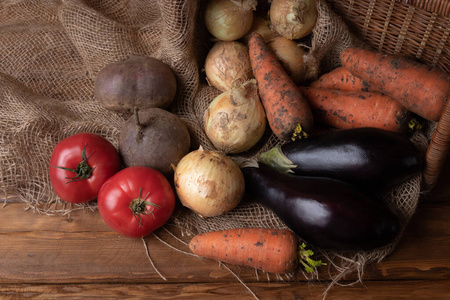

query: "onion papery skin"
xmin=205 ymin=41 xmax=254 ymax=92
xmin=204 ymin=0 xmax=257 ymax=42
xmin=268 ymin=37 xmax=307 ymax=85
xmin=270 ymin=0 xmax=318 ymax=40
xmin=204 ymin=80 xmax=266 ymax=154
xmin=242 ymin=17 xmax=280 ymax=44
xmin=174 ymin=148 xmax=245 ymax=218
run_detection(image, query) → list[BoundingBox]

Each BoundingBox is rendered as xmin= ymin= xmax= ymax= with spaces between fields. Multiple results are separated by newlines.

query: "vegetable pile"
xmin=48 ymin=0 xmax=449 ymax=277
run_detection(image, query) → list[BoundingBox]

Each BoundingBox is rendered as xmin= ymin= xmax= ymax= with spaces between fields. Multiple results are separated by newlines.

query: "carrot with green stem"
xmin=189 ymin=228 xmax=325 ymax=274
xmin=340 ymin=47 xmax=450 ymax=122
xmin=311 ymin=66 xmax=372 ymax=92
xmin=248 ymin=32 xmax=313 ymax=141
xmin=299 ymin=86 xmax=416 ymax=133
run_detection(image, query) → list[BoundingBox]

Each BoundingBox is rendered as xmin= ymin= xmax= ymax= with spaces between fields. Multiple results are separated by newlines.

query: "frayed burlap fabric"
xmin=0 ymin=0 xmax=434 ymax=291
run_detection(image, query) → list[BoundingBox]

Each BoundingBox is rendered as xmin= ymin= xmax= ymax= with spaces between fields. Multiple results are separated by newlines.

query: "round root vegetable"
xmin=248 ymin=32 xmax=313 ymax=141
xmin=204 ymin=0 xmax=257 ymax=42
xmin=173 ymin=147 xmax=245 ymax=218
xmin=340 ymin=47 xmax=450 ymax=122
xmin=119 ymin=108 xmax=191 ymax=178
xmin=189 ymin=228 xmax=299 ymax=274
xmin=204 ymin=79 xmax=266 ymax=154
xmin=204 ymin=41 xmax=254 ymax=92
xmin=241 ymin=16 xmax=280 ymax=44
xmin=268 ymin=37 xmax=307 ymax=85
xmin=270 ymin=0 xmax=318 ymax=40
xmin=94 ymin=55 xmax=177 ymax=114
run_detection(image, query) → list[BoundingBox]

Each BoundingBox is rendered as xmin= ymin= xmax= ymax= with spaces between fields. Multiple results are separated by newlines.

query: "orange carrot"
xmin=311 ymin=66 xmax=372 ymax=92
xmin=248 ymin=32 xmax=313 ymax=140
xmin=189 ymin=228 xmax=298 ymax=274
xmin=299 ymin=86 xmax=412 ymax=133
xmin=340 ymin=47 xmax=450 ymax=122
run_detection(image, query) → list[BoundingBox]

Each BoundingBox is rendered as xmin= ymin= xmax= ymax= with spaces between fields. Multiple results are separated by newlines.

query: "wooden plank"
xmin=0 ymin=202 xmax=107 ymax=233
xmin=2 ymin=199 xmax=449 ymax=237
xmin=405 ymin=203 xmax=450 ymax=237
xmin=0 ymin=203 xmax=449 ymax=284
xmin=367 ymin=235 xmax=450 ymax=280
xmin=0 ymin=280 xmax=449 ymax=299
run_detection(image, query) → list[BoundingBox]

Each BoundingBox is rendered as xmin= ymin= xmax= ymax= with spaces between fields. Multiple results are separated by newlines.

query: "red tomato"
xmin=49 ymin=133 xmax=121 ymax=203
xmin=97 ymin=166 xmax=175 ymax=238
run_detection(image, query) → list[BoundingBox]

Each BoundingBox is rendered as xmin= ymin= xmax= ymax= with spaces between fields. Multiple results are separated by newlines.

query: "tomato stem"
xmin=129 ymin=187 xmax=161 ymax=227
xmin=51 ymin=143 xmax=96 ymax=183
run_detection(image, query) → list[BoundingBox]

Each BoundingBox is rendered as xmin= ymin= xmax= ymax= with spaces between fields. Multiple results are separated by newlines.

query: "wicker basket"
xmin=327 ymin=0 xmax=450 ymax=190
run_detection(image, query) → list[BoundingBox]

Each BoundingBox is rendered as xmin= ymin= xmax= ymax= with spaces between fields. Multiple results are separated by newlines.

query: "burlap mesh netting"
xmin=0 ymin=0 xmax=437 ymax=291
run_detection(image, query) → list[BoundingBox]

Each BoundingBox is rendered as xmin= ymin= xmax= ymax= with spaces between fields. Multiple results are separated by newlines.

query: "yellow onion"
xmin=204 ymin=0 xmax=257 ymax=41
xmin=268 ymin=37 xmax=307 ymax=85
xmin=173 ymin=147 xmax=245 ymax=218
xmin=204 ymin=41 xmax=253 ymax=92
xmin=241 ymin=17 xmax=280 ymax=44
xmin=270 ymin=0 xmax=318 ymax=40
xmin=204 ymin=79 xmax=266 ymax=154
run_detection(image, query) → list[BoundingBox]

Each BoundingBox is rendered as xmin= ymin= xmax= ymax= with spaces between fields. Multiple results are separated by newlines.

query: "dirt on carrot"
xmin=311 ymin=66 xmax=372 ymax=92
xmin=340 ymin=47 xmax=449 ymax=122
xmin=248 ymin=32 xmax=313 ymax=141
xmin=189 ymin=228 xmax=299 ymax=274
xmin=299 ymin=86 xmax=412 ymax=133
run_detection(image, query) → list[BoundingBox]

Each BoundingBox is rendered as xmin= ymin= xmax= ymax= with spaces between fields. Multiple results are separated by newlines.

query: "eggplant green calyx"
xmin=298 ymin=243 xmax=326 ymax=273
xmin=51 ymin=143 xmax=96 ymax=183
xmin=258 ymin=146 xmax=297 ymax=174
xmin=129 ymin=187 xmax=161 ymax=227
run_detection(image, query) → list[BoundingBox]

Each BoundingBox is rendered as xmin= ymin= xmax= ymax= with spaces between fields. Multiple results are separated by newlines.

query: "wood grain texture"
xmin=0 ymin=201 xmax=449 ymax=286
xmin=0 ymin=156 xmax=449 ymax=298
xmin=0 ymin=281 xmax=449 ymax=299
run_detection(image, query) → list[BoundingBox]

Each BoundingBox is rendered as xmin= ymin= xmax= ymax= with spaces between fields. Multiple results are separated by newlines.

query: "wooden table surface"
xmin=1 ymin=158 xmax=449 ymax=300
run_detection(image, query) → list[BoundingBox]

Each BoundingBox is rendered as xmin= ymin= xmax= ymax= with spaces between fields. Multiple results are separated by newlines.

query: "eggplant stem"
xmin=258 ymin=145 xmax=296 ymax=174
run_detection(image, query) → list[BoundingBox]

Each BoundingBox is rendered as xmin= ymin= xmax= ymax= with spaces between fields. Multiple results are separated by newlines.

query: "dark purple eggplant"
xmin=242 ymin=164 xmax=400 ymax=251
xmin=258 ymin=127 xmax=422 ymax=191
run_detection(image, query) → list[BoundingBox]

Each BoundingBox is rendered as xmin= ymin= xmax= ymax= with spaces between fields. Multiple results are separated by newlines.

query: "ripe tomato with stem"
xmin=49 ymin=132 xmax=121 ymax=203
xmin=97 ymin=166 xmax=176 ymax=238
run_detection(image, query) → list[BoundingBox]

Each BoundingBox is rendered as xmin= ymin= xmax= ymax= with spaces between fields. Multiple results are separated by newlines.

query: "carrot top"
xmin=298 ymin=243 xmax=326 ymax=273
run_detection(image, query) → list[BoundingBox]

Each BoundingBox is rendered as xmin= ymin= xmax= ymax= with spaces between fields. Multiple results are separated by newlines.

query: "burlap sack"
xmin=0 ymin=0 xmax=431 ymax=293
